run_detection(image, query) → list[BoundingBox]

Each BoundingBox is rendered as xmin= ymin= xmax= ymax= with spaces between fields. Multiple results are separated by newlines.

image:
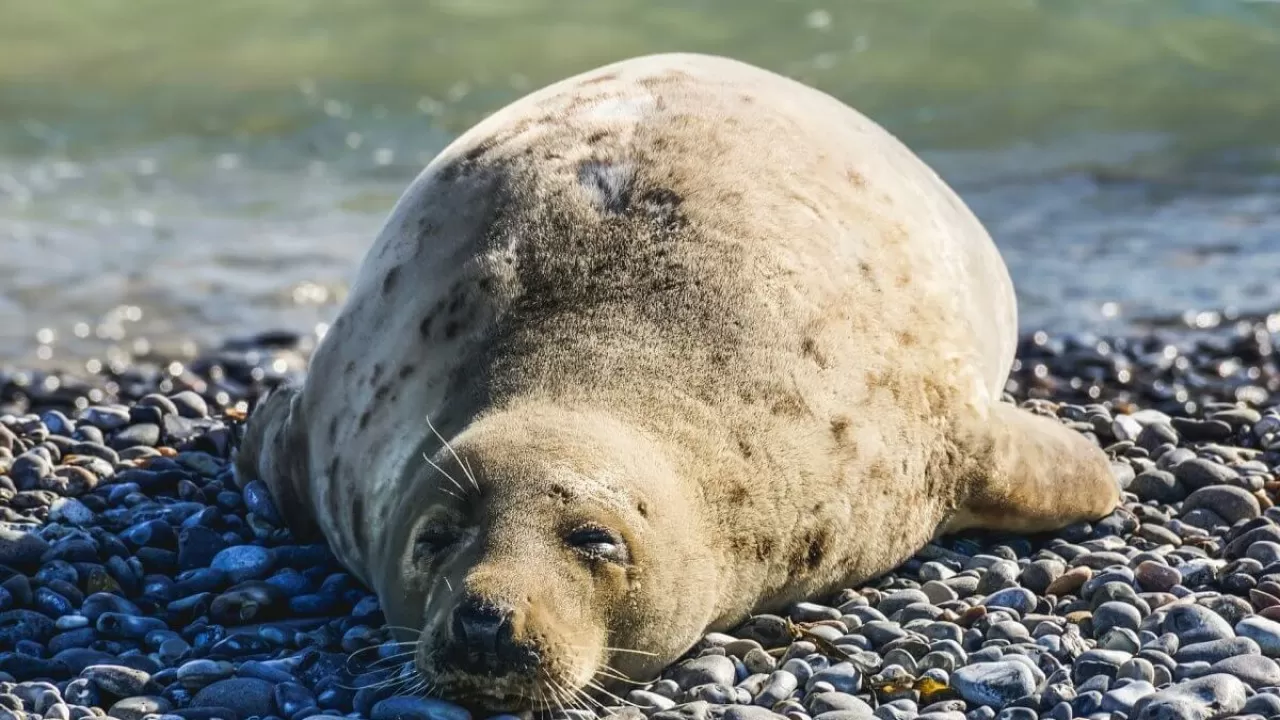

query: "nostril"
xmin=450 ymin=597 xmax=510 ymax=651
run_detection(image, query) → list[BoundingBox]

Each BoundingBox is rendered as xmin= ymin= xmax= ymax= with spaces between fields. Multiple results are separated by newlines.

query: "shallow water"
xmin=1 ymin=0 xmax=1279 ymax=370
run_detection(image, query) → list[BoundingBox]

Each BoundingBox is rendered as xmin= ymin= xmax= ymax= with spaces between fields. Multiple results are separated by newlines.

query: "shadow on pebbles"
xmin=7 ymin=314 xmax=1280 ymax=720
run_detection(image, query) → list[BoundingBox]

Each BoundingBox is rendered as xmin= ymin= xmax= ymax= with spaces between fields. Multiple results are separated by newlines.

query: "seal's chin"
xmin=427 ymin=669 xmax=572 ymax=715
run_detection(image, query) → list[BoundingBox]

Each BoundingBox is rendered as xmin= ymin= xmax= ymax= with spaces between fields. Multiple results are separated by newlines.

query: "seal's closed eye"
xmin=566 ymin=525 xmax=629 ymax=563
xmin=414 ymin=522 xmax=462 ymax=560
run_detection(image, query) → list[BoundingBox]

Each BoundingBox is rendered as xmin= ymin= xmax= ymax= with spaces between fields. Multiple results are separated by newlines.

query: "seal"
xmin=234 ymin=52 xmax=1120 ymax=713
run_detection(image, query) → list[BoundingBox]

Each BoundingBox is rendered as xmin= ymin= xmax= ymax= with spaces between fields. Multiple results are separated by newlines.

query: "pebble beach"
xmin=3 ymin=312 xmax=1280 ymax=720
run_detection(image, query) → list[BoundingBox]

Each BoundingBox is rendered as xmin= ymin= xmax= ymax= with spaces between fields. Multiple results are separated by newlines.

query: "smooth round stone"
xmin=209 ymin=545 xmax=275 ymax=583
xmin=191 ymin=678 xmax=275 ymax=717
xmin=80 ymin=664 xmax=152 ymax=696
xmin=981 ymin=588 xmax=1036 ymax=615
xmin=754 ymin=670 xmax=799 ymax=706
xmin=806 ymin=663 xmax=862 ymax=695
xmin=369 ymin=696 xmax=474 ymax=720
xmin=628 ymin=690 xmax=676 ymax=712
xmin=951 ymin=661 xmax=1035 ymax=708
xmin=1018 ymin=560 xmax=1065 ymax=595
xmin=1161 ymin=604 xmax=1235 ymax=644
xmin=1130 ymin=470 xmax=1185 ymax=504
xmin=808 ymin=692 xmax=873 ymax=716
xmin=1236 ymin=616 xmax=1280 ymax=657
xmin=1045 ymin=566 xmax=1092 ymax=596
xmin=878 ymin=591 xmax=930 ymax=618
xmin=1246 ymin=541 xmax=1280 ymax=566
xmin=1131 ymin=673 xmax=1246 ymax=719
xmin=175 ymin=660 xmax=235 ymax=690
xmin=1094 ymin=602 xmax=1142 ymax=637
xmin=1100 ymin=680 xmax=1155 ymax=715
xmin=1182 ymin=486 xmax=1261 ymax=525
xmin=791 ymin=602 xmax=842 ymax=622
xmin=111 ymin=424 xmax=161 ymax=449
xmin=1073 ymin=649 xmax=1132 ymax=683
xmin=169 ymin=392 xmax=210 ymax=419
xmin=1175 ymin=637 xmax=1260 ymax=664
xmin=1207 ymin=653 xmax=1280 ymax=688
xmin=921 ymin=581 xmax=958 ymax=605
xmin=1135 ymin=561 xmax=1180 ymax=593
xmin=670 ymin=655 xmax=737 ymax=688
xmin=109 ymin=696 xmax=173 ymax=720
xmin=1118 ymin=657 xmax=1156 ymax=683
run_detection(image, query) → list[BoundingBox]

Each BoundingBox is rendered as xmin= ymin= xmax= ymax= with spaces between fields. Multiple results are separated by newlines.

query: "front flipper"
xmin=944 ymin=401 xmax=1120 ymax=535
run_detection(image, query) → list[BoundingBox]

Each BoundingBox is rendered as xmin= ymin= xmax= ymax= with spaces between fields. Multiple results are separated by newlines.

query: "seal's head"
xmin=375 ymin=403 xmax=717 ymax=714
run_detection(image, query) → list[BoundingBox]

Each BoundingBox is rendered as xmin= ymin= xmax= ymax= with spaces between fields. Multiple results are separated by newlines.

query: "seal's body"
xmin=236 ymin=53 xmax=1119 ymax=712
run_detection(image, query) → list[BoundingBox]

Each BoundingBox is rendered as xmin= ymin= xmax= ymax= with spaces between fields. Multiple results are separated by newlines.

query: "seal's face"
xmin=382 ymin=412 xmax=713 ymax=714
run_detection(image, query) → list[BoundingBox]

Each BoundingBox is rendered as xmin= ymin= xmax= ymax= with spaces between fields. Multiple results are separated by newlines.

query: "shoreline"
xmin=3 ymin=312 xmax=1280 ymax=719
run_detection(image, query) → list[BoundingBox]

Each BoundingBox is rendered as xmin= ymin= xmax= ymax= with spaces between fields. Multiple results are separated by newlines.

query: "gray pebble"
xmin=952 ymin=661 xmax=1035 ymax=708
xmin=370 ymin=696 xmax=470 ymax=720
xmin=1206 ymin=653 xmax=1280 ymax=688
xmin=1236 ymin=616 xmax=1280 ymax=657
xmin=671 ymin=655 xmax=737 ymax=688
xmin=1132 ymin=672 xmax=1245 ymax=719
xmin=1175 ymin=637 xmax=1259 ymax=664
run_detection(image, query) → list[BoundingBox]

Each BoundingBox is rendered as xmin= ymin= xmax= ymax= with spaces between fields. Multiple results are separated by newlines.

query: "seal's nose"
xmin=451 ymin=596 xmax=510 ymax=653
xmin=447 ymin=596 xmax=537 ymax=675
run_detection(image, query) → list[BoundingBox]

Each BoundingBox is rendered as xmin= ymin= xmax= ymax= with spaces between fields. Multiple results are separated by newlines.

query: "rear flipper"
xmin=944 ymin=401 xmax=1120 ymax=535
xmin=232 ymin=383 xmax=321 ymax=541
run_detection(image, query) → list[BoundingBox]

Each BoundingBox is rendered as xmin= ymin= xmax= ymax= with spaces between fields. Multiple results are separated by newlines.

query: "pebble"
xmin=190 ymin=678 xmax=276 ymax=718
xmin=1132 ymin=673 xmax=1246 ymax=719
xmin=951 ymin=662 xmax=1035 ymax=709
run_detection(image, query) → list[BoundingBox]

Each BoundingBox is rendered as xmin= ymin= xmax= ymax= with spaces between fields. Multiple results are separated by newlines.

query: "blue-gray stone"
xmin=1175 ymin=637 xmax=1259 ymax=664
xmin=1207 ymin=653 xmax=1280 ymax=688
xmin=952 ymin=661 xmax=1036 ymax=708
xmin=209 ymin=545 xmax=274 ymax=583
xmin=370 ymin=696 xmax=470 ymax=720
xmin=1132 ymin=673 xmax=1245 ymax=719
xmin=81 ymin=664 xmax=152 ymax=696
xmin=1236 ymin=616 xmax=1280 ymax=657
xmin=1160 ymin=604 xmax=1235 ymax=644
xmin=190 ymin=678 xmax=275 ymax=717
xmin=981 ymin=587 xmax=1036 ymax=615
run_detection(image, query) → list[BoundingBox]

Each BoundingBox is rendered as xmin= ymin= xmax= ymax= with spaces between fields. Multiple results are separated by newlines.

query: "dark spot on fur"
xmin=373 ymin=383 xmax=391 ymax=403
xmin=327 ymin=417 xmax=338 ymax=444
xmin=548 ymin=484 xmax=573 ymax=503
xmin=447 ymin=293 xmax=466 ymax=315
xmin=770 ymin=391 xmax=808 ymax=418
xmin=579 ymin=160 xmax=634 ymax=214
xmin=847 ymin=169 xmax=867 ymax=188
xmin=478 ymin=277 xmax=494 ymax=293
xmin=636 ymin=500 xmax=650 ymax=518
xmin=370 ymin=363 xmax=384 ymax=384
xmin=858 ymin=261 xmax=873 ymax=278
xmin=580 ymin=72 xmax=618 ymax=86
xmin=397 ymin=365 xmax=416 ymax=379
xmin=737 ymin=438 xmax=753 ymax=459
xmin=896 ymin=331 xmax=918 ymax=347
xmin=586 ymin=130 xmax=608 ymax=145
xmin=382 ymin=267 xmax=400 ymax=295
xmin=327 ymin=456 xmax=340 ymax=480
xmin=444 ymin=321 xmax=460 ymax=340
xmin=419 ymin=312 xmax=436 ymax=338
xmin=800 ymin=337 xmax=828 ymax=369
xmin=755 ymin=536 xmax=774 ymax=561
xmin=726 ymin=482 xmax=749 ymax=504
xmin=802 ymin=529 xmax=831 ymax=570
xmin=358 ymin=409 xmax=372 ymax=431
xmin=740 ymin=93 xmax=756 ymax=104
xmin=344 ymin=361 xmax=356 ymax=376
xmin=635 ymin=188 xmax=683 ymax=232
xmin=830 ymin=416 xmax=850 ymax=442
xmin=350 ymin=493 xmax=367 ymax=552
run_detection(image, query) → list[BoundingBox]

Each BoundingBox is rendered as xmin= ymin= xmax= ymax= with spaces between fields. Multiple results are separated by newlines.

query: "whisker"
xmin=425 ymin=414 xmax=480 ymax=492
xmin=421 ymin=450 xmax=469 ymax=497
